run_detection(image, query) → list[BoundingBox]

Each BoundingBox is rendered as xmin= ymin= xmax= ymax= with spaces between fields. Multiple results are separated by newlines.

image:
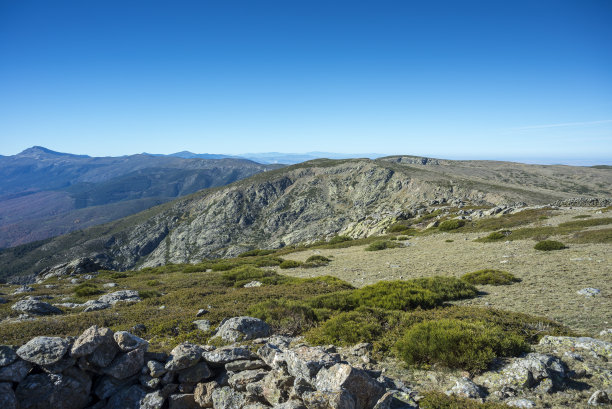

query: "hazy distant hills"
xmin=146 ymin=150 xmax=386 ymax=164
xmin=2 ymin=155 xmax=609 ymax=281
xmin=0 ymin=146 xmax=282 ymax=248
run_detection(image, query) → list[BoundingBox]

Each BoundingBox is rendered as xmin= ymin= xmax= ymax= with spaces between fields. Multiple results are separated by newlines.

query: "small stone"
xmin=225 ymin=359 xmax=267 ymax=372
xmin=103 ymin=347 xmax=146 ymax=379
xmin=12 ymin=286 xmax=34 ymax=294
xmin=98 ymin=290 xmax=141 ymax=305
xmin=446 ymin=377 xmax=486 ymax=399
xmin=196 ymin=309 xmax=209 ymax=317
xmin=193 ymin=320 xmax=211 ymax=331
xmin=194 ymin=380 xmax=219 ymax=408
xmin=203 ymin=347 xmax=254 ymax=366
xmin=228 ymin=369 xmax=267 ymax=391
xmin=103 ymin=282 xmax=118 ymax=288
xmin=506 ymin=398 xmax=537 ymax=408
xmin=211 ymin=386 xmax=247 ymax=409
xmin=168 ymin=393 xmax=200 ymax=409
xmin=243 ymin=281 xmax=262 ymax=288
xmin=71 ymin=325 xmax=115 ymax=357
xmin=177 ymin=361 xmax=213 ymax=384
xmin=577 ymin=288 xmax=601 ymax=297
xmin=147 ymin=360 xmax=167 ymax=378
xmin=588 ymin=390 xmax=610 ymax=406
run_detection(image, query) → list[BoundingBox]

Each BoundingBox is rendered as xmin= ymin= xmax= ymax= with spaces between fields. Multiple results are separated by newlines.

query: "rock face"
xmin=11 ymin=298 xmax=63 ymax=315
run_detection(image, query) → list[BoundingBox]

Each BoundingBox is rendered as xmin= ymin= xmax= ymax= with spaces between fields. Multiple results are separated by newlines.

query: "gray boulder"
xmin=165 ymin=343 xmax=203 ymax=371
xmin=577 ymin=288 xmax=601 ymax=297
xmin=98 ymin=290 xmax=141 ymax=305
xmin=177 ymin=361 xmax=213 ymax=384
xmin=211 ymin=386 xmax=247 ymax=409
xmin=15 ymin=368 xmax=92 ymax=409
xmin=194 ymin=380 xmax=219 ymax=408
xmin=71 ymin=325 xmax=115 ymax=357
xmin=446 ymin=377 xmax=486 ymax=400
xmin=114 ymin=331 xmax=148 ymax=352
xmin=83 ymin=300 xmax=111 ymax=312
xmin=212 ymin=316 xmax=271 ymax=342
xmin=506 ymin=398 xmax=536 ymax=408
xmin=228 ymin=369 xmax=267 ymax=391
xmin=193 ymin=320 xmax=211 ymax=331
xmin=588 ymin=390 xmax=610 ymax=406
xmin=285 ymin=345 xmax=341 ymax=380
xmin=147 ymin=360 xmax=167 ymax=378
xmin=315 ymin=363 xmax=385 ymax=409
xmin=17 ymin=336 xmax=70 ymax=366
xmin=0 ymin=345 xmax=17 ymax=366
xmin=0 ymin=382 xmax=17 ymax=409
xmin=11 ymin=299 xmax=62 ymax=315
xmin=168 ymin=393 xmax=200 ymax=409
xmin=0 ymin=359 xmax=32 ymax=382
xmin=302 ymin=390 xmax=356 ymax=409
xmin=226 ymin=358 xmax=267 ymax=372
xmin=103 ymin=347 xmax=146 ymax=379
xmin=203 ymin=346 xmax=254 ymax=366
xmin=539 ymin=336 xmax=612 ymax=360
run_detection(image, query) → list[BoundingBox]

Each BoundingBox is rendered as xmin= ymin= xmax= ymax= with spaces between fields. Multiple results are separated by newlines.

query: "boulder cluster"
xmin=0 ymin=318 xmax=417 ymax=409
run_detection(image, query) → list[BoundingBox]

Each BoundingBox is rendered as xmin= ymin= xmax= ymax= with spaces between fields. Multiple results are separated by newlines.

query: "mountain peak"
xmin=17 ymin=146 xmax=89 ymax=158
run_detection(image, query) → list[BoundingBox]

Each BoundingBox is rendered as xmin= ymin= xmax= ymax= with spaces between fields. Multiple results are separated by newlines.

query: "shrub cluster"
xmin=73 ymin=283 xmax=102 ymax=297
xmin=461 ymin=269 xmax=521 ymax=286
xmin=365 ymin=240 xmax=400 ymax=251
xmin=438 ymin=219 xmax=466 ymax=231
xmin=279 ymin=260 xmax=303 ymax=269
xmin=534 ymin=240 xmax=566 ymax=251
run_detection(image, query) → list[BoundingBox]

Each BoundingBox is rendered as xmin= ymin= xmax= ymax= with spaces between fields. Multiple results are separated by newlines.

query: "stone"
xmin=258 ymin=342 xmax=287 ymax=369
xmin=506 ymin=398 xmax=536 ymax=408
xmin=41 ymin=354 xmax=76 ymax=374
xmin=193 ymin=320 xmax=211 ymax=331
xmin=103 ymin=347 xmax=146 ymax=379
xmin=140 ymin=384 xmax=177 ymax=409
xmin=262 ymin=368 xmax=295 ymax=405
xmin=196 ymin=309 xmax=209 ymax=317
xmin=302 ymin=390 xmax=357 ymax=409
xmin=147 ymin=360 xmax=168 ymax=377
xmin=83 ymin=301 xmax=111 ymax=312
xmin=539 ymin=336 xmax=612 ymax=360
xmin=291 ymin=376 xmax=315 ymax=399
xmin=168 ymin=393 xmax=200 ymax=409
xmin=165 ymin=343 xmax=203 ymax=371
xmin=226 ymin=358 xmax=267 ymax=372
xmin=211 ymin=386 xmax=247 ymax=409
xmin=13 ymin=286 xmax=34 ymax=294
xmin=17 ymin=336 xmax=70 ymax=366
xmin=194 ymin=380 xmax=219 ymax=408
xmin=243 ymin=280 xmax=262 ymax=287
xmin=11 ymin=299 xmax=62 ymax=315
xmin=446 ymin=377 xmax=486 ymax=399
xmin=0 ymin=359 xmax=32 ymax=382
xmin=479 ymin=353 xmax=566 ymax=392
xmin=177 ymin=361 xmax=213 ymax=383
xmin=372 ymin=390 xmax=418 ymax=409
xmin=212 ymin=316 xmax=272 ymax=342
xmin=71 ymin=325 xmax=115 ymax=357
xmin=228 ymin=369 xmax=267 ymax=391
xmin=588 ymin=390 xmax=610 ymax=406
xmin=285 ymin=346 xmax=341 ymax=380
xmin=274 ymin=401 xmax=307 ymax=409
xmin=87 ymin=336 xmax=120 ymax=368
xmin=315 ymin=363 xmax=385 ymax=409
xmin=140 ymin=374 xmax=161 ymax=390
xmin=103 ymin=282 xmax=118 ymax=288
xmin=0 ymin=297 xmax=7 ymax=304
xmin=0 ymin=382 xmax=17 ymax=409
xmin=203 ymin=346 xmax=254 ymax=366
xmin=0 ymin=345 xmax=17 ymax=366
xmin=114 ymin=331 xmax=148 ymax=352
xmin=577 ymin=288 xmax=601 ymax=297
xmin=15 ymin=368 xmax=92 ymax=409
xmin=98 ymin=290 xmax=141 ymax=305
xmin=94 ymin=374 xmax=137 ymax=399
xmin=105 ymin=384 xmax=146 ymax=409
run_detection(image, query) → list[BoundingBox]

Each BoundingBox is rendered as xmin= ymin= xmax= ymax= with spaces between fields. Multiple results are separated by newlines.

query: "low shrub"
xmin=573 ymin=214 xmax=592 ymax=219
xmin=73 ymin=283 xmax=102 ymax=297
xmin=238 ymin=249 xmax=276 ymax=257
xmin=365 ymin=240 xmax=400 ymax=251
xmin=146 ymin=280 xmax=161 ymax=286
xmin=534 ymin=240 xmax=566 ymax=251
xmin=304 ymin=255 xmax=331 ymax=266
xmin=110 ymin=272 xmax=128 ymax=279
xmin=438 ymin=219 xmax=466 ymax=231
xmin=410 ymin=276 xmax=479 ymax=301
xmin=140 ymin=290 xmax=161 ymax=299
xmin=305 ymin=309 xmax=386 ymax=346
xmin=248 ymin=299 xmax=318 ymax=336
xmin=328 ymin=235 xmax=352 ymax=244
xmin=475 ymin=231 xmax=508 ymax=242
xmin=462 ymin=269 xmax=520 ymax=285
xmin=445 ymin=239 xmax=453 ymax=243
xmin=254 ymin=257 xmax=284 ymax=267
xmin=355 ymin=281 xmax=444 ymax=311
xmin=387 ymin=223 xmax=412 ymax=233
xmin=397 ymin=235 xmax=410 ymax=240
xmin=394 ymin=318 xmax=528 ymax=372
xmin=307 ymin=290 xmax=358 ymax=312
xmin=279 ymin=260 xmax=303 ymax=269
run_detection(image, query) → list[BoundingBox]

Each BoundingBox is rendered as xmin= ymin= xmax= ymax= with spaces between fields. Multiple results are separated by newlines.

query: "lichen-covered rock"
xmin=140 ymin=384 xmax=178 ymax=409
xmin=15 ymin=368 xmax=92 ymax=409
xmin=93 ymin=374 xmax=137 ymax=399
xmin=17 ymin=336 xmax=69 ymax=366
xmin=0 ymin=345 xmax=17 ymax=367
xmin=103 ymin=347 xmax=146 ymax=379
xmin=302 ymin=390 xmax=356 ymax=409
xmin=211 ymin=386 xmax=247 ymax=409
xmin=114 ymin=331 xmax=148 ymax=352
xmin=262 ymin=368 xmax=295 ymax=405
xmin=165 ymin=343 xmax=203 ymax=371
xmin=193 ymin=320 xmax=211 ymax=331
xmin=87 ymin=336 xmax=119 ymax=368
xmin=226 ymin=358 xmax=267 ymax=372
xmin=539 ymin=336 xmax=612 ymax=360
xmin=41 ymin=354 xmax=76 ymax=374
xmin=83 ymin=300 xmax=111 ymax=312
xmin=274 ymin=401 xmax=307 ymax=409
xmin=506 ymin=398 xmax=536 ymax=408
xmin=168 ymin=393 xmax=200 ymax=409
xmin=98 ymin=290 xmax=141 ymax=305
xmin=372 ymin=390 xmax=418 ymax=409
xmin=315 ymin=363 xmax=385 ymax=409
xmin=194 ymin=380 xmax=219 ymax=408
xmin=258 ymin=342 xmax=286 ymax=369
xmin=147 ymin=360 xmax=167 ymax=378
xmin=203 ymin=346 xmax=254 ymax=366
xmin=228 ymin=369 xmax=267 ymax=391
xmin=285 ymin=346 xmax=341 ymax=380
xmin=0 ymin=382 xmax=17 ymax=409
xmin=71 ymin=325 xmax=115 ymax=357
xmin=177 ymin=361 xmax=212 ymax=384
xmin=0 ymin=359 xmax=32 ymax=382
xmin=445 ymin=377 xmax=486 ymax=400
xmin=212 ymin=316 xmax=272 ymax=342
xmin=11 ymin=299 xmax=62 ymax=315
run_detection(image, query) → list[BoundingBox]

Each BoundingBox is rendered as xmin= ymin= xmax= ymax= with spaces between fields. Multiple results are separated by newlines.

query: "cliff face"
xmin=1 ymin=156 xmax=609 ymax=281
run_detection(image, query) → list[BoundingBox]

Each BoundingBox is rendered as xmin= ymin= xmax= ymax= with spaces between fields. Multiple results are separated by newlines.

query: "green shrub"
xmin=279 ymin=260 xmax=303 ymax=269
xmin=328 ymin=235 xmax=352 ymax=244
xmin=248 ymin=299 xmax=318 ymax=336
xmin=307 ymin=290 xmax=358 ymax=312
xmin=305 ymin=309 xmax=385 ymax=346
xmin=410 ymin=276 xmax=478 ymax=301
xmin=534 ymin=240 xmax=566 ymax=251
xmin=387 ymin=223 xmax=412 ymax=233
xmin=220 ymin=266 xmax=291 ymax=287
xmin=254 ymin=257 xmax=283 ymax=267
xmin=305 ymin=255 xmax=331 ymax=265
xmin=140 ymin=290 xmax=161 ymax=299
xmin=571 ymin=228 xmax=612 ymax=244
xmin=394 ymin=318 xmax=528 ymax=372
xmin=573 ymin=214 xmax=591 ymax=219
xmin=462 ymin=269 xmax=521 ymax=285
xmin=365 ymin=240 xmax=400 ymax=251
xmin=238 ymin=249 xmax=276 ymax=257
xmin=73 ymin=283 xmax=102 ymax=297
xmin=110 ymin=272 xmax=128 ymax=279
xmin=354 ymin=281 xmax=443 ymax=311
xmin=445 ymin=239 xmax=454 ymax=243
xmin=475 ymin=231 xmax=508 ymax=242
xmin=397 ymin=235 xmax=410 ymax=240
xmin=438 ymin=219 xmax=466 ymax=231
xmin=146 ymin=280 xmax=161 ymax=286
xmin=210 ymin=262 xmax=236 ymax=271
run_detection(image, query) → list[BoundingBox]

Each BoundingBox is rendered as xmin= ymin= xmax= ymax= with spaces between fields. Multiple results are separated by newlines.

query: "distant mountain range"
xmin=144 ymin=151 xmax=387 ymax=164
xmin=0 ymin=146 xmax=282 ymax=249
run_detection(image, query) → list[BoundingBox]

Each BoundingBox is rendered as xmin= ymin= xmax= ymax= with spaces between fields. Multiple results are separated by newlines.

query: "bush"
xmin=365 ymin=240 xmax=400 ymax=251
xmin=462 ymin=269 xmax=521 ymax=285
xmin=410 ymin=276 xmax=478 ymax=301
xmin=140 ymin=290 xmax=161 ymax=299
xmin=534 ymin=240 xmax=566 ymax=251
xmin=328 ymin=235 xmax=352 ymax=244
xmin=307 ymin=290 xmax=358 ymax=312
xmin=220 ymin=266 xmax=291 ymax=287
xmin=238 ymin=249 xmax=276 ymax=257
xmin=73 ymin=283 xmax=102 ymax=297
xmin=394 ymin=318 xmax=528 ymax=372
xmin=438 ymin=219 xmax=466 ymax=231
xmin=354 ymin=281 xmax=444 ymax=311
xmin=387 ymin=223 xmax=412 ymax=233
xmin=110 ymin=272 xmax=128 ymax=279
xmin=279 ymin=260 xmax=303 ymax=269
xmin=475 ymin=231 xmax=508 ymax=242
xmin=305 ymin=309 xmax=386 ymax=346
xmin=248 ymin=299 xmax=318 ymax=336
xmin=303 ymin=255 xmax=331 ymax=268
xmin=254 ymin=257 xmax=283 ymax=267
xmin=146 ymin=280 xmax=161 ymax=286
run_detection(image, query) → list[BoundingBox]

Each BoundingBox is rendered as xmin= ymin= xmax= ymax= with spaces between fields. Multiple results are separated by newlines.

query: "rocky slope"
xmin=0 ymin=147 xmax=281 ymax=248
xmin=1 ymin=157 xmax=610 ymax=282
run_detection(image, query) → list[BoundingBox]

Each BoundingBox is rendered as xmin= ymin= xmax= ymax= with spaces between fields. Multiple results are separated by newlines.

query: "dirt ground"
xmin=279 ymin=209 xmax=611 ymax=336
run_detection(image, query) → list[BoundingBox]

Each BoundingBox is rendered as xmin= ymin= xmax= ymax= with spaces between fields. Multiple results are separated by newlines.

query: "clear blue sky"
xmin=1 ymin=0 xmax=611 ymax=164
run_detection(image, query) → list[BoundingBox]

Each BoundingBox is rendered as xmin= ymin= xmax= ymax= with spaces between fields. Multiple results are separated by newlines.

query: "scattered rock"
xmin=13 ymin=286 xmax=34 ymax=294
xmin=103 ymin=282 xmax=118 ymax=288
xmin=193 ymin=320 xmax=211 ymax=331
xmin=243 ymin=280 xmax=262 ymax=288
xmin=285 ymin=345 xmax=341 ymax=380
xmin=539 ymin=336 xmax=612 ymax=360
xmin=446 ymin=377 xmax=486 ymax=400
xmin=212 ymin=316 xmax=272 ymax=342
xmin=577 ymin=288 xmax=601 ymax=297
xmin=98 ymin=290 xmax=141 ymax=305
xmin=83 ymin=300 xmax=111 ymax=312
xmin=11 ymin=299 xmax=63 ymax=316
xmin=196 ymin=309 xmax=209 ymax=317
xmin=506 ymin=398 xmax=537 ymax=408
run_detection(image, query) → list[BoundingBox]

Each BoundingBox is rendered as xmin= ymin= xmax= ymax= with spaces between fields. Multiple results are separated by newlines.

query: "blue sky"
xmin=1 ymin=0 xmax=611 ymax=164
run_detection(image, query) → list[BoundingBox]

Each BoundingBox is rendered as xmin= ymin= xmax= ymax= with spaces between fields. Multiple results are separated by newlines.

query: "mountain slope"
xmin=0 ymin=147 xmax=281 ymax=248
xmin=0 ymin=156 xmax=609 ymax=282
